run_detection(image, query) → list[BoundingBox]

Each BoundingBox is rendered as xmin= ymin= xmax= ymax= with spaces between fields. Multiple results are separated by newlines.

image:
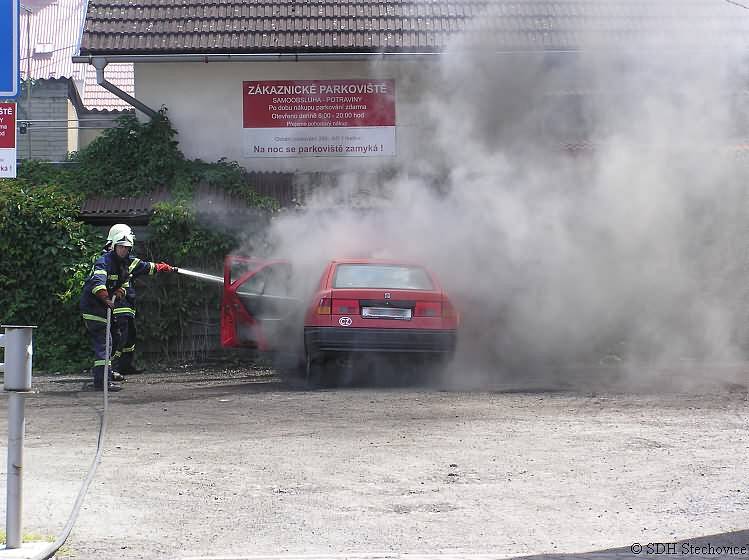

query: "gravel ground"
xmin=0 ymin=364 xmax=747 ymax=560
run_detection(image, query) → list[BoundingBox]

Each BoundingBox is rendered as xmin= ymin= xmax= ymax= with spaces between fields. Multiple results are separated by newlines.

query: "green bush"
xmin=1 ymin=113 xmax=277 ymax=372
xmin=0 ymin=180 xmax=100 ymax=371
xmin=177 ymin=158 xmax=280 ymax=211
xmin=70 ymin=112 xmax=182 ymax=196
xmin=133 ymin=201 xmax=236 ymax=360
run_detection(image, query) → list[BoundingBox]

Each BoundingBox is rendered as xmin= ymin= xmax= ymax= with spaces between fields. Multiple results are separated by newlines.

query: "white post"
xmin=1 ymin=326 xmax=35 ymax=550
xmin=5 ymin=392 xmax=25 ymax=549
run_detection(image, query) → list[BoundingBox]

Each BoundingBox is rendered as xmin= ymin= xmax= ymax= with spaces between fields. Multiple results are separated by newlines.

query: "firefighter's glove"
xmin=95 ymin=290 xmax=115 ymax=309
xmin=155 ymin=262 xmax=174 ymax=273
xmin=114 ymin=287 xmax=126 ymax=300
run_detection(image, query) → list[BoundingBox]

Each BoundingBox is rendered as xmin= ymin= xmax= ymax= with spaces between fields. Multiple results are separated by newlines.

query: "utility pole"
xmin=20 ymin=4 xmax=31 ymax=159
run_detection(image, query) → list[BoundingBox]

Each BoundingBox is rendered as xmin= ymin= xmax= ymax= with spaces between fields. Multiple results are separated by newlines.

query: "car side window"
xmin=263 ymin=264 xmax=292 ymax=297
xmin=231 ymin=260 xmax=256 ymax=284
xmin=239 ymin=264 xmax=292 ymax=296
xmin=241 ymin=269 xmax=268 ymax=294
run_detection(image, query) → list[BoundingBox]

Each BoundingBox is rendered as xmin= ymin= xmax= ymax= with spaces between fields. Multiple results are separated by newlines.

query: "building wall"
xmin=77 ymin=111 xmax=131 ymax=150
xmin=15 ymin=79 xmax=72 ymax=161
xmin=135 ymin=60 xmax=438 ymax=173
xmin=67 ymin=99 xmax=79 ymax=154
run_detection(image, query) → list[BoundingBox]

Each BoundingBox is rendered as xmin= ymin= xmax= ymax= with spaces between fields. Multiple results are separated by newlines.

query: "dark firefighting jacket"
xmin=115 ymin=255 xmax=151 ymax=320
xmin=80 ymin=252 xmax=155 ymax=322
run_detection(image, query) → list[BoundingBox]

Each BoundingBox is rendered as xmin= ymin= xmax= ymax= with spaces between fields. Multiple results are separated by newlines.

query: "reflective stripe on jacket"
xmin=80 ymin=252 xmax=155 ymax=320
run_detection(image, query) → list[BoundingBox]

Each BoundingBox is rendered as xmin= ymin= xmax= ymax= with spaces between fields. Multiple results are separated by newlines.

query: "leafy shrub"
xmin=2 ymin=113 xmax=277 ymax=371
xmin=70 ymin=111 xmax=182 ymax=196
xmin=0 ymin=180 xmax=100 ymax=371
xmin=129 ymin=201 xmax=237 ymax=360
xmin=178 ymin=159 xmax=279 ymax=211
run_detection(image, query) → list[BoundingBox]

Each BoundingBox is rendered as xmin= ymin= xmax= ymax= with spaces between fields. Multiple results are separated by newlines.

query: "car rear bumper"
xmin=305 ymin=327 xmax=457 ymax=354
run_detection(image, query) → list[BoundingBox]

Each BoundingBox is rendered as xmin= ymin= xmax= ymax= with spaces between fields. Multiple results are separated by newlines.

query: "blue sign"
xmin=0 ymin=0 xmax=20 ymax=98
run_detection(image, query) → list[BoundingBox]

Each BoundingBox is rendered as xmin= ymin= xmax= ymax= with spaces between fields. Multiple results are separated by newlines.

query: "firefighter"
xmin=80 ymin=225 xmax=175 ymax=391
xmin=104 ymin=225 xmax=145 ymax=376
xmin=112 ymin=274 xmax=140 ymax=375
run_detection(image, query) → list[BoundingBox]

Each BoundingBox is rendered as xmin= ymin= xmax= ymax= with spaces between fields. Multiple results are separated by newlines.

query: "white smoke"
xmin=242 ymin=1 xmax=749 ymax=391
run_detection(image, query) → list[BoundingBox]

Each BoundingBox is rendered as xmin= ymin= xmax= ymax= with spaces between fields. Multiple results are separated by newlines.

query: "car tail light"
xmin=317 ymin=297 xmax=332 ymax=315
xmin=442 ymin=299 xmax=458 ymax=320
xmin=414 ymin=301 xmax=441 ymax=317
xmin=332 ymin=299 xmax=358 ymax=314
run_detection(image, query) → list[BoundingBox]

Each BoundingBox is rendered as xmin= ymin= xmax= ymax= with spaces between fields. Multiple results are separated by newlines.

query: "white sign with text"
xmin=242 ymin=80 xmax=396 ymax=158
xmin=0 ymin=103 xmax=17 ymax=178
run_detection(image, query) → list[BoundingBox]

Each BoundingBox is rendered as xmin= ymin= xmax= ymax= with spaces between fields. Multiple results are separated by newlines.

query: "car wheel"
xmin=275 ymin=351 xmax=305 ymax=388
xmin=305 ymin=350 xmax=336 ymax=389
xmin=412 ymin=353 xmax=452 ymax=386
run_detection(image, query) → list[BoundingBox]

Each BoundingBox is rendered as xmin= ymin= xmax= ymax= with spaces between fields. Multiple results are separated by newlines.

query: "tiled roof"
xmin=79 ymin=189 xmax=172 ymax=220
xmin=81 ymin=63 xmax=134 ymax=111
xmin=79 ymin=174 xmax=298 ymax=220
xmin=17 ymin=0 xmax=135 ymax=111
xmin=20 ymin=0 xmax=87 ymax=80
xmin=79 ymin=1 xmax=749 ymax=56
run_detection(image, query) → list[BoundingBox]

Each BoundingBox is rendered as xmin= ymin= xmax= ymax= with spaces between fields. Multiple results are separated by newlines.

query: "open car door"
xmin=221 ymin=256 xmax=300 ymax=351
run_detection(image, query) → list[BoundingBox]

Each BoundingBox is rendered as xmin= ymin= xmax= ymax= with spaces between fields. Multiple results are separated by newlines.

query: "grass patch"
xmin=0 ymin=530 xmax=73 ymax=556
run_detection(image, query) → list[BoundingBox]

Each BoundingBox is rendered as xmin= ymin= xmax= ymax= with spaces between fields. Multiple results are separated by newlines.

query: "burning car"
xmin=221 ymin=256 xmax=459 ymax=384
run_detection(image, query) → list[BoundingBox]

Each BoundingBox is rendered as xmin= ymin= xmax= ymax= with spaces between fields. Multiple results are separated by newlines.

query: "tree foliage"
xmin=71 ymin=113 xmax=182 ymax=196
xmin=1 ymin=113 xmax=277 ymax=372
xmin=129 ymin=202 xmax=238 ymax=359
xmin=0 ymin=180 xmax=100 ymax=370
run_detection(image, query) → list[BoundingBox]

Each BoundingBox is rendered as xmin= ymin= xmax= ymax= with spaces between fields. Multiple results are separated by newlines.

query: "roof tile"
xmin=81 ymin=62 xmax=134 ymax=110
xmin=79 ymin=0 xmax=749 ymax=55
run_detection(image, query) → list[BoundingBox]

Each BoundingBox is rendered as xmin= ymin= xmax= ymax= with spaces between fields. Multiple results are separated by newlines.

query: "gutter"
xmin=71 ymin=50 xmax=580 ymax=65
xmin=71 ymin=53 xmax=452 ymax=115
xmin=72 ymin=51 xmax=577 ymax=116
xmin=73 ymin=52 xmax=442 ymax=64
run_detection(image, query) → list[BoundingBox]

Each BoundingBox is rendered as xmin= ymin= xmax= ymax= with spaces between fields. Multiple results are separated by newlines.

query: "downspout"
xmin=91 ymin=58 xmax=158 ymax=119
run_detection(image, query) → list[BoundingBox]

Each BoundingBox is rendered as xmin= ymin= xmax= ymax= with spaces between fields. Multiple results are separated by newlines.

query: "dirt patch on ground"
xmin=1 ymin=365 xmax=747 ymax=559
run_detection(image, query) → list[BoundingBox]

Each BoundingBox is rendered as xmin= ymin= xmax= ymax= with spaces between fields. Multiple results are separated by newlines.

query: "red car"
xmin=221 ymin=256 xmax=459 ymax=383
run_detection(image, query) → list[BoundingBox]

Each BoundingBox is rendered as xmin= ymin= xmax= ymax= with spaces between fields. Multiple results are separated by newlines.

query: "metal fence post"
xmin=0 ymin=325 xmax=35 ymax=550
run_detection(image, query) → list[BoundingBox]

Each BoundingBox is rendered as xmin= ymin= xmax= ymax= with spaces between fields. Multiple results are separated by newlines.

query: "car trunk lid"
xmin=330 ymin=288 xmax=443 ymax=326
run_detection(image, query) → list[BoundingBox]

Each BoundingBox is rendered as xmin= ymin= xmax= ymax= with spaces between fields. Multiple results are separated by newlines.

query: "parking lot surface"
xmin=0 ymin=366 xmax=747 ymax=559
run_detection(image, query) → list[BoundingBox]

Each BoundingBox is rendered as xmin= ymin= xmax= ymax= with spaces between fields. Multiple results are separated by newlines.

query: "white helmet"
xmin=106 ymin=224 xmax=134 ymax=249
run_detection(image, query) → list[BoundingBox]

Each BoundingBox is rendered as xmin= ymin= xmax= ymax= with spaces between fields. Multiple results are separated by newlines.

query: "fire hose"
xmin=30 ymin=270 xmax=223 ymax=559
xmin=174 ymin=267 xmax=224 ymax=285
xmin=31 ymin=297 xmax=118 ymax=560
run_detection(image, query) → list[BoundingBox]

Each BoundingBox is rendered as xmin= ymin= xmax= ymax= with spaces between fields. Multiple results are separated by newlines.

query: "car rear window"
xmin=333 ymin=264 xmax=434 ymax=290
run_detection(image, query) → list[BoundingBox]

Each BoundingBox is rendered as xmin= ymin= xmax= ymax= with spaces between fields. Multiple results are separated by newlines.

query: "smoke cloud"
xmin=240 ymin=1 xmax=749 ymax=392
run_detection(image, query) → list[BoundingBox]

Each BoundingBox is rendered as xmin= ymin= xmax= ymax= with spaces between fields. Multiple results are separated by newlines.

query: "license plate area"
xmin=361 ymin=306 xmax=412 ymax=320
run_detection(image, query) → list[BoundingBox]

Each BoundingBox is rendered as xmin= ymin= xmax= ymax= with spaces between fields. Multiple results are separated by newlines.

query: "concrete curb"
xmin=0 ymin=542 xmax=53 ymax=559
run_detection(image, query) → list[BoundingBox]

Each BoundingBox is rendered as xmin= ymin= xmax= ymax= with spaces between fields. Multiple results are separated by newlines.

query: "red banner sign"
xmin=0 ymin=102 xmax=16 ymax=177
xmin=0 ymin=103 xmax=16 ymax=149
xmin=243 ymin=80 xmax=395 ymax=128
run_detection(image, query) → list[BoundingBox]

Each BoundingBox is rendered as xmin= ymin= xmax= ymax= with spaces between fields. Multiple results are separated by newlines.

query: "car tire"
xmin=412 ymin=353 xmax=453 ymax=387
xmin=275 ymin=351 xmax=306 ymax=388
xmin=305 ymin=350 xmax=336 ymax=389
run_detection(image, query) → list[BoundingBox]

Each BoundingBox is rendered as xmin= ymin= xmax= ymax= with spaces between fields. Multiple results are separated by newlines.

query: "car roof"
xmin=330 ymin=258 xmax=427 ymax=267
xmin=228 ymin=256 xmax=427 ymax=268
